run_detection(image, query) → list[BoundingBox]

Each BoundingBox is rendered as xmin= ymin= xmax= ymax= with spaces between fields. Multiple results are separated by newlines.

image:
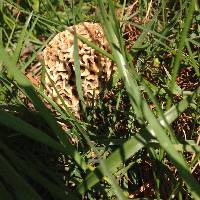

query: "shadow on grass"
xmin=0 ymin=105 xmax=79 ymax=199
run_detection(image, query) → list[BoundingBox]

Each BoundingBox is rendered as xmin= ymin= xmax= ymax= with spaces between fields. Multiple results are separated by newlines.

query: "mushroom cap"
xmin=43 ymin=22 xmax=114 ymax=116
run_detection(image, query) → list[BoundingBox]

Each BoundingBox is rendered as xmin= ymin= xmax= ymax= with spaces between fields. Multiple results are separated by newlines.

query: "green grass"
xmin=0 ymin=0 xmax=199 ymax=199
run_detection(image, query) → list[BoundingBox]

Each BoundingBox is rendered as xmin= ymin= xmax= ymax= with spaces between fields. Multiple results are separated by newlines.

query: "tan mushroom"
xmin=43 ymin=22 xmax=115 ymax=117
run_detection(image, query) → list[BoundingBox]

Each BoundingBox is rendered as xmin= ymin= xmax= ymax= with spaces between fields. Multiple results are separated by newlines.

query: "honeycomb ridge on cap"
xmin=43 ymin=22 xmax=115 ymax=116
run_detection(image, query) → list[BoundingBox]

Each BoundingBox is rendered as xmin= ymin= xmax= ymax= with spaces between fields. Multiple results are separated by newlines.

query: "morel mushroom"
xmin=43 ymin=22 xmax=114 ymax=116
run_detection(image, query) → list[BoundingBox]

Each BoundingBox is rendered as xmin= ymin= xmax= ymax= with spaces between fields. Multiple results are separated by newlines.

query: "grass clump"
xmin=0 ymin=0 xmax=199 ymax=199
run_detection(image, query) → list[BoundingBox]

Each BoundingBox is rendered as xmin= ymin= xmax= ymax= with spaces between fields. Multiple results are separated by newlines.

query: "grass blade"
xmin=12 ymin=12 xmax=33 ymax=67
xmin=0 ymin=109 xmax=65 ymax=152
xmin=77 ymin=133 xmax=146 ymax=194
xmin=167 ymin=0 xmax=196 ymax=107
xmin=0 ymin=153 xmax=42 ymax=200
xmin=73 ymin=29 xmax=85 ymax=108
xmin=0 ymin=140 xmax=77 ymax=200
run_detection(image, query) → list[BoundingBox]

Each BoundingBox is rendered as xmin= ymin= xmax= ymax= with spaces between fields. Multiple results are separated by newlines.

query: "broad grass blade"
xmin=0 ymin=154 xmax=42 ymax=199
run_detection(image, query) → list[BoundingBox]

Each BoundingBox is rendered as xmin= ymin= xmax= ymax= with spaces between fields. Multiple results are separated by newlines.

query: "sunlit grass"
xmin=0 ymin=0 xmax=199 ymax=199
